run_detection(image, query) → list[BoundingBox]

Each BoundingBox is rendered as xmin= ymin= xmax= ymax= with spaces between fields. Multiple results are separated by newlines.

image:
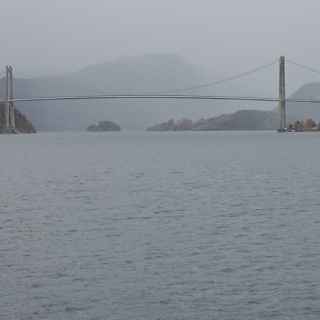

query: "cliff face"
xmin=0 ymin=103 xmax=36 ymax=133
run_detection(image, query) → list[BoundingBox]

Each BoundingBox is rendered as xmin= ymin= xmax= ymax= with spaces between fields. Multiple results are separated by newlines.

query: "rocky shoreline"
xmin=0 ymin=103 xmax=36 ymax=134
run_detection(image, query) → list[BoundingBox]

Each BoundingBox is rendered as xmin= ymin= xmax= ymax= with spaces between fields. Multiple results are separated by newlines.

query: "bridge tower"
xmin=5 ymin=66 xmax=10 ymax=129
xmin=4 ymin=65 xmax=16 ymax=132
xmin=8 ymin=66 xmax=16 ymax=130
xmin=279 ymin=56 xmax=286 ymax=131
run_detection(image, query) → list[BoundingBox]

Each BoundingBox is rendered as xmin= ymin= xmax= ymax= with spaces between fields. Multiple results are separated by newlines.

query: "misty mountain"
xmin=287 ymin=82 xmax=320 ymax=121
xmin=71 ymin=54 xmax=204 ymax=93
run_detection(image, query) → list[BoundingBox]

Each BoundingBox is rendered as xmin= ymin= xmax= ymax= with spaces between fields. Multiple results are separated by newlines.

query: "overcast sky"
xmin=1 ymin=0 xmax=320 ymax=83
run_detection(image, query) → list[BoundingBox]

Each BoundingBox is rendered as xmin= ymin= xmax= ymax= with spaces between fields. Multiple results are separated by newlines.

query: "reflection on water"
xmin=1 ymin=131 xmax=320 ymax=319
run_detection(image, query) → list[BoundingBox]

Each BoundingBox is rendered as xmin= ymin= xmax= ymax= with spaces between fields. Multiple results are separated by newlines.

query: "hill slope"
xmin=287 ymin=82 xmax=320 ymax=121
xmin=193 ymin=110 xmax=278 ymax=130
xmin=147 ymin=110 xmax=278 ymax=131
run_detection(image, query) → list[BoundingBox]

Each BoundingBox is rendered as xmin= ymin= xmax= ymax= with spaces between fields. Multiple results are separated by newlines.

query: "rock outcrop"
xmin=0 ymin=103 xmax=36 ymax=133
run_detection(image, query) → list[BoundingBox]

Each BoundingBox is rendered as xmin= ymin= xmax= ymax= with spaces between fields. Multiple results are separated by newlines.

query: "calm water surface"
xmin=1 ymin=131 xmax=320 ymax=320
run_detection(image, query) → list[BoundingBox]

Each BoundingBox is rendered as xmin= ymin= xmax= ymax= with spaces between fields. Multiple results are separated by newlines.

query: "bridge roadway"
xmin=1 ymin=94 xmax=320 ymax=104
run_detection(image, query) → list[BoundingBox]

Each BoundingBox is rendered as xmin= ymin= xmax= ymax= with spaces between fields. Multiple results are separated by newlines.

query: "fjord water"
xmin=1 ymin=131 xmax=320 ymax=320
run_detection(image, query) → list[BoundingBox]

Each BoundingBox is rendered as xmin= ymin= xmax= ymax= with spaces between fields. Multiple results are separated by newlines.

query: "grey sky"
xmin=1 ymin=0 xmax=320 ymax=82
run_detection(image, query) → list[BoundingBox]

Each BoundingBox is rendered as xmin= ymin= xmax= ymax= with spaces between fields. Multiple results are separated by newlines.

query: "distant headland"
xmin=147 ymin=110 xmax=279 ymax=131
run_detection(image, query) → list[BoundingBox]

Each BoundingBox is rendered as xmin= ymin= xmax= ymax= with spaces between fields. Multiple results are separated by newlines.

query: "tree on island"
xmin=304 ymin=118 xmax=317 ymax=130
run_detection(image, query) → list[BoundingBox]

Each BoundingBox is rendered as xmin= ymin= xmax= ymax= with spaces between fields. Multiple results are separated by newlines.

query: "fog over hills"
xmin=3 ymin=54 xmax=215 ymax=130
xmin=1 ymin=54 xmax=320 ymax=131
xmin=1 ymin=54 xmax=236 ymax=130
xmin=287 ymin=82 xmax=320 ymax=121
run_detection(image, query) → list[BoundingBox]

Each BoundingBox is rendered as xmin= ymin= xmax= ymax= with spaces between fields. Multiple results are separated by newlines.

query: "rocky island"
xmin=87 ymin=121 xmax=121 ymax=132
xmin=0 ymin=103 xmax=36 ymax=134
xmin=147 ymin=110 xmax=279 ymax=131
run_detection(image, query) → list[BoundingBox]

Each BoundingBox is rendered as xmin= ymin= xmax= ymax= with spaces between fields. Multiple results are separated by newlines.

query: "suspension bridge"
xmin=2 ymin=56 xmax=320 ymax=133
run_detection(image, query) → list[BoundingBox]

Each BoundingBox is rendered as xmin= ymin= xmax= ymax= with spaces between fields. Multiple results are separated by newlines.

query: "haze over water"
xmin=1 ymin=131 xmax=320 ymax=319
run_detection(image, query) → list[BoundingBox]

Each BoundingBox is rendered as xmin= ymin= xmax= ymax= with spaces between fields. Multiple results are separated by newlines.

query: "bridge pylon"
xmin=8 ymin=66 xmax=16 ymax=130
xmin=5 ymin=66 xmax=10 ymax=129
xmin=279 ymin=56 xmax=286 ymax=131
xmin=3 ymin=65 xmax=16 ymax=133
